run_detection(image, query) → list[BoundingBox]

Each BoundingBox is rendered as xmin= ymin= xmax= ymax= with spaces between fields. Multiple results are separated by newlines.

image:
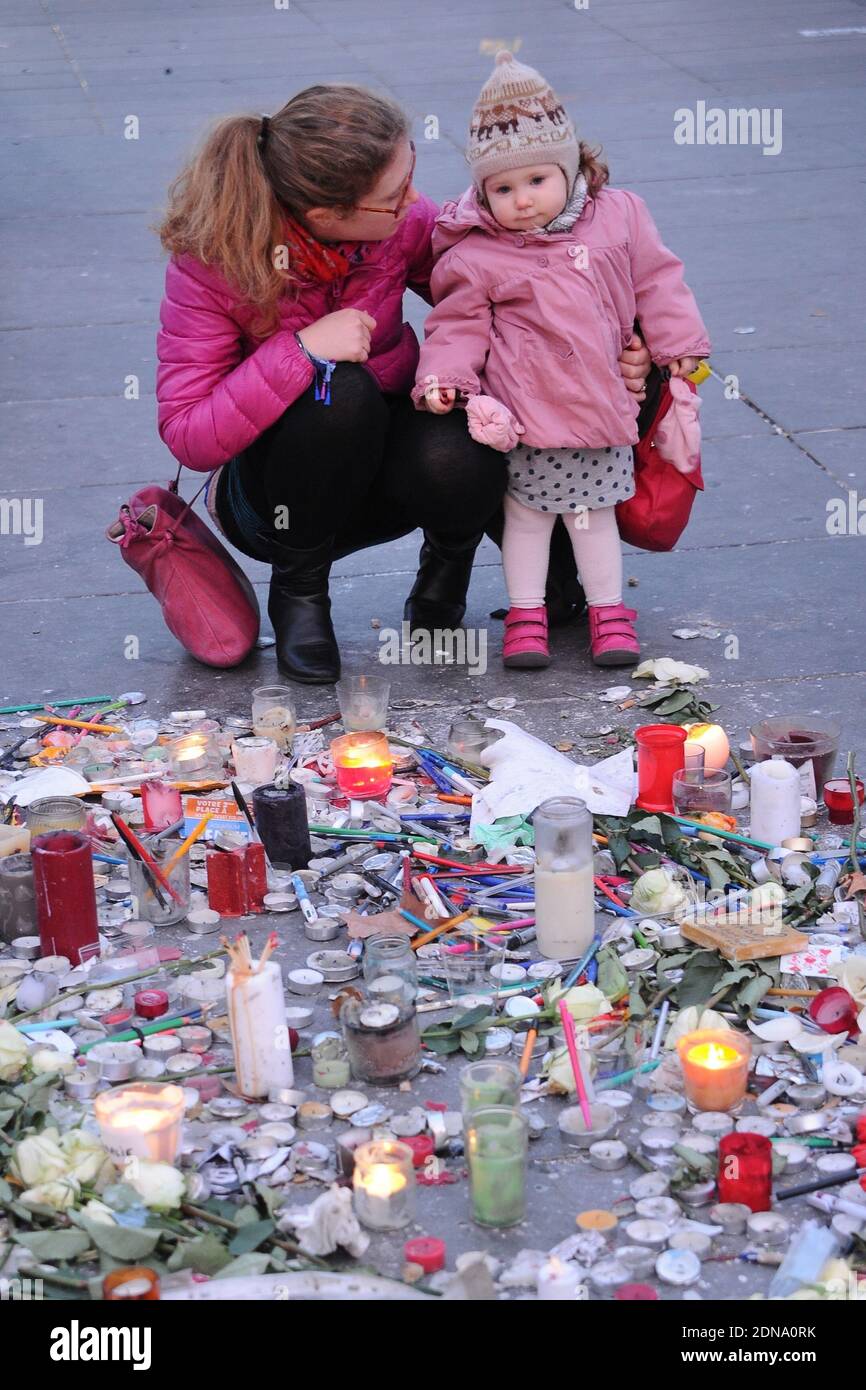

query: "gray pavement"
xmin=2 ymin=0 xmax=866 ymax=1302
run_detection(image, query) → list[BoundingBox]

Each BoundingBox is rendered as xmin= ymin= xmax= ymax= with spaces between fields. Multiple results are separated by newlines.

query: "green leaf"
xmin=232 ymin=1204 xmax=260 ymax=1228
xmin=675 ymin=949 xmax=726 ymax=1008
xmin=451 ymin=1005 xmax=490 ymax=1031
xmin=0 ymin=1178 xmax=12 ymax=1203
xmin=631 ymin=815 xmax=664 ymax=840
xmin=597 ymin=949 xmax=629 ymax=1003
xmin=628 ymin=983 xmax=647 ymax=1020
xmin=423 ymin=1035 xmax=461 ymax=1055
xmin=13 ymin=1229 xmax=92 ymax=1261
xmin=717 ymin=964 xmax=755 ymax=990
xmin=228 ymin=1219 xmax=274 ymax=1256
xmin=653 ymin=691 xmax=695 ymax=715
xmin=254 ymin=1181 xmax=285 ymax=1219
xmin=214 ymin=1251 xmax=273 ymax=1280
xmin=606 ymin=832 xmax=632 ymax=871
xmin=74 ymin=1214 xmax=161 ymax=1262
xmin=736 ymin=974 xmax=773 ymax=1013
xmin=674 ymin=1144 xmax=714 ymax=1175
xmin=458 ymin=1030 xmax=481 ymax=1055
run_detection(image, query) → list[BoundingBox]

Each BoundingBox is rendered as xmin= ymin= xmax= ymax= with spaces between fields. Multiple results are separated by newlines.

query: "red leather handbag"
xmin=106 ymin=471 xmax=260 ymax=668
xmin=616 ymin=377 xmax=704 ymax=552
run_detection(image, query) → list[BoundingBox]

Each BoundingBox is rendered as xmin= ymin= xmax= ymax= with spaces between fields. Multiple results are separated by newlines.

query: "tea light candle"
xmin=232 ymin=737 xmax=279 ymax=786
xmin=352 ymin=1140 xmax=416 ymax=1230
xmin=676 ymin=1029 xmax=752 ymax=1113
xmin=94 ymin=1082 xmax=185 ymax=1164
xmin=537 ymin=1256 xmax=584 ymax=1300
xmin=330 ymin=733 xmax=393 ymax=801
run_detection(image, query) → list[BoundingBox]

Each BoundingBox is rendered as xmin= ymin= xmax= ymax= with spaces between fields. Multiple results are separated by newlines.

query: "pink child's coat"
xmin=413 ymin=186 xmax=711 ymax=449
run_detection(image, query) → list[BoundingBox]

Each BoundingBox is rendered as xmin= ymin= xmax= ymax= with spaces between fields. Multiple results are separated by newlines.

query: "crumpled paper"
xmin=278 ymin=1184 xmax=369 ymax=1258
xmin=470 ymin=720 xmax=635 ymax=839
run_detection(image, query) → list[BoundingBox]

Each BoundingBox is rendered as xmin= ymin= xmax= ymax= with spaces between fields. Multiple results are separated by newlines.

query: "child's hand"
xmin=424 ymin=383 xmax=456 ymax=414
xmin=669 ymin=356 xmax=700 ymax=378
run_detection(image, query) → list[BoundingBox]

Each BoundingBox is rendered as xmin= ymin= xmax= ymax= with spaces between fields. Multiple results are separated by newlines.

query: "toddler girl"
xmin=414 ymin=51 xmax=710 ymax=668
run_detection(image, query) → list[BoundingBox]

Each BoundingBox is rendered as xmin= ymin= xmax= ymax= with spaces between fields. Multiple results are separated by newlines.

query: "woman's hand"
xmin=297 ymin=308 xmax=377 ymax=363
xmin=618 ymin=332 xmax=651 ymax=401
xmin=423 ymin=379 xmax=456 ymax=414
xmin=668 ymin=356 xmax=700 ymax=378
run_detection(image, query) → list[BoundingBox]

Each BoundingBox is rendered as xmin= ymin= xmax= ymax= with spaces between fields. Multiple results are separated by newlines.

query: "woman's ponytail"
xmin=155 ymin=86 xmax=409 ymax=337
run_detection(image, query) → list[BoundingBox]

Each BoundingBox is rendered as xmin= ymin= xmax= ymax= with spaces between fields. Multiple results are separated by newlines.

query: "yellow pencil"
xmin=162 ymin=813 xmax=213 ymax=874
xmin=35 ymin=714 xmax=123 ymax=734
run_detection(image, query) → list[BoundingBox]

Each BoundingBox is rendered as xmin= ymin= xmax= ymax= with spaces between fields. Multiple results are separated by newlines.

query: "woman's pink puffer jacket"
xmin=156 ymin=196 xmax=438 ymax=472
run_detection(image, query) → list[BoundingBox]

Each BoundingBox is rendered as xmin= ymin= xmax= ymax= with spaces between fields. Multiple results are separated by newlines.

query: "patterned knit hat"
xmin=467 ymin=50 xmax=580 ymax=190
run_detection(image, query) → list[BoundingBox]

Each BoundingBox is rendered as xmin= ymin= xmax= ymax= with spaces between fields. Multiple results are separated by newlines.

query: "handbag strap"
xmin=169 ymin=461 xmax=211 ymax=521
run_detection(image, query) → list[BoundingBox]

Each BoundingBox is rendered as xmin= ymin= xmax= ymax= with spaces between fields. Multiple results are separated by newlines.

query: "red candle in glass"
xmin=245 ymin=841 xmax=267 ymax=912
xmin=823 ymin=778 xmax=865 ymax=825
xmin=331 ymin=733 xmax=393 ymax=800
xmin=206 ymin=847 xmax=248 ymax=917
xmin=717 ymin=1132 xmax=772 ymax=1212
xmin=140 ymin=780 xmax=184 ymax=832
xmin=32 ymin=830 xmax=100 ymax=965
xmin=635 ymin=724 xmax=688 ymax=812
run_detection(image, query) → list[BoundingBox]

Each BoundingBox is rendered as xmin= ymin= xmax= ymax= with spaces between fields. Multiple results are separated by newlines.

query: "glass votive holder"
xmin=251 ymin=686 xmax=296 ymax=754
xmin=446 ymin=716 xmax=502 ymax=763
xmin=340 ymin=996 xmax=422 ymax=1084
xmin=94 ymin=1082 xmax=185 ymax=1165
xmin=231 ymin=736 xmax=279 ymax=786
xmin=311 ymin=1031 xmax=352 ymax=1089
xmin=672 ymin=767 xmax=733 ymax=817
xmin=140 ymin=779 xmax=184 ymax=832
xmin=127 ymin=843 xmax=191 ymax=926
xmin=0 ymin=852 xmax=37 ymax=946
xmin=336 ymin=674 xmax=391 ymax=732
xmin=352 ymin=1139 xmax=416 ymax=1231
xmin=823 ymin=778 xmax=865 ymax=825
xmin=330 ymin=732 xmax=393 ymax=800
xmin=635 ymin=724 xmax=688 ymax=813
xmin=676 ymin=1029 xmax=752 ymax=1114
xmin=26 ymin=796 xmax=87 ymax=836
xmin=439 ymin=930 xmax=507 ymax=1001
xmin=750 ymin=717 xmax=839 ymax=803
xmin=716 ymin=1132 xmax=772 ymax=1212
xmin=363 ymin=934 xmax=418 ymax=1003
xmin=169 ymin=732 xmax=222 ymax=781
xmin=466 ymin=1105 xmax=528 ymax=1228
xmin=459 ymin=1059 xmax=522 ymax=1120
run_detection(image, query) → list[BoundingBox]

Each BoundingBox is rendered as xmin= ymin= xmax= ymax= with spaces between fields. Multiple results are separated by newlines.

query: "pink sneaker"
xmin=503 ymin=606 xmax=550 ymax=668
xmin=588 ymin=603 xmax=640 ymax=666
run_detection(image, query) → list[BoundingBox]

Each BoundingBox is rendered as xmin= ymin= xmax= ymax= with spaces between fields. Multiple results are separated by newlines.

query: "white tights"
xmin=502 ymin=495 xmax=623 ymax=609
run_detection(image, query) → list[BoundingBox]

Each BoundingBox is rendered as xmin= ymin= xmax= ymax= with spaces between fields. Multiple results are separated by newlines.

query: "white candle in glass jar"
xmin=94 ymin=1083 xmax=185 ymax=1164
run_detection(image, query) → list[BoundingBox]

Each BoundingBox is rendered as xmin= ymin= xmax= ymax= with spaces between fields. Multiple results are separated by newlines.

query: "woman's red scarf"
xmin=282 ymin=211 xmax=350 ymax=283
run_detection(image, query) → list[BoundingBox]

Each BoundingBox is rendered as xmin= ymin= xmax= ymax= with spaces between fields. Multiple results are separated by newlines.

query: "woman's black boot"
xmin=403 ymin=531 xmax=483 ymax=632
xmin=263 ymin=536 xmax=341 ymax=684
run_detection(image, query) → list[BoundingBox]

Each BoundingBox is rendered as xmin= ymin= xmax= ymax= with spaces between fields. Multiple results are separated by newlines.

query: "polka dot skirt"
xmin=506 ymin=443 xmax=635 ymax=513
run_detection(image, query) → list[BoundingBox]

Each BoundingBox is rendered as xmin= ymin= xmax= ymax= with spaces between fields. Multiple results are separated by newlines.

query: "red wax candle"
xmin=401 ymin=1134 xmax=435 ymax=1168
xmin=635 ymin=724 xmax=688 ymax=812
xmin=245 ymin=840 xmax=267 ymax=913
xmin=404 ymin=1235 xmax=445 ymax=1273
xmin=32 ymin=830 xmax=99 ymax=966
xmin=140 ymin=779 xmax=184 ymax=832
xmin=717 ymin=1132 xmax=772 ymax=1212
xmin=206 ymin=847 xmax=248 ymax=917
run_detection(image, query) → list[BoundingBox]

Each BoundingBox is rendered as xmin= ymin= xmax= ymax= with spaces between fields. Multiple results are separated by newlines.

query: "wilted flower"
xmin=30 ymin=1048 xmax=75 ymax=1077
xmin=633 ymin=658 xmax=709 ymax=685
xmin=126 ymin=1161 xmax=185 ymax=1211
xmin=19 ymin=1177 xmax=80 ymax=1212
xmin=60 ymin=1129 xmax=112 ymax=1187
xmin=630 ymin=868 xmax=688 ymax=918
xmin=840 ymin=957 xmax=866 ymax=1008
xmin=0 ymin=1020 xmax=28 ymax=1082
xmin=12 ymin=1128 xmax=69 ymax=1187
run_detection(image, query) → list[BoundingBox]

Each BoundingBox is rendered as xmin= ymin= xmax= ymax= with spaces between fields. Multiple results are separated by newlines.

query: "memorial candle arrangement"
xmin=676 ymin=1029 xmax=752 ymax=1113
xmin=352 ymin=1140 xmax=416 ymax=1230
xmin=32 ymin=830 xmax=100 ymax=965
xmin=225 ymin=933 xmax=294 ymax=1099
xmin=330 ymin=732 xmax=393 ymax=800
xmin=94 ymin=1082 xmax=185 ymax=1165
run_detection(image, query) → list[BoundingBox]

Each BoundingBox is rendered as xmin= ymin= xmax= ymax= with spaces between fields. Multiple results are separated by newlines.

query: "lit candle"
xmin=683 ymin=722 xmax=730 ymax=771
xmin=537 ymin=1256 xmax=585 ymax=1300
xmin=352 ymin=1140 xmax=416 ymax=1230
xmin=94 ymin=1082 xmax=185 ymax=1165
xmin=330 ymin=733 xmax=393 ymax=800
xmin=676 ymin=1030 xmax=751 ymax=1113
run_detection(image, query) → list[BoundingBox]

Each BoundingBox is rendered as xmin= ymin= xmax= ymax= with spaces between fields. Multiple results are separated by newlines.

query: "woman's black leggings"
xmin=215 ymin=362 xmax=506 ymax=560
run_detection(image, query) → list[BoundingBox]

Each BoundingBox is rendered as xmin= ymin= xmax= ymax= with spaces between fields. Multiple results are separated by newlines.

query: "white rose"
xmin=20 ymin=1177 xmax=80 ymax=1212
xmin=633 ymin=658 xmax=709 ymax=686
xmin=12 ymin=1128 xmax=69 ymax=1187
xmin=30 ymin=1047 xmax=75 ymax=1077
xmin=840 ymin=957 xmax=866 ymax=1008
xmin=60 ymin=1129 xmax=112 ymax=1186
xmin=127 ymin=1161 xmax=185 ymax=1211
xmin=631 ymin=868 xmax=688 ymax=918
xmin=665 ymin=1006 xmax=734 ymax=1050
xmin=81 ymin=1198 xmax=118 ymax=1225
xmin=0 ymin=1020 xmax=28 ymax=1082
xmin=561 ymin=983 xmax=610 ymax=1023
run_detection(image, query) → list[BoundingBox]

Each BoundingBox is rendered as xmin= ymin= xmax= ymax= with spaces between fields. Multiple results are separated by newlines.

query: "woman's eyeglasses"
xmin=355 ymin=141 xmax=416 ymax=217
